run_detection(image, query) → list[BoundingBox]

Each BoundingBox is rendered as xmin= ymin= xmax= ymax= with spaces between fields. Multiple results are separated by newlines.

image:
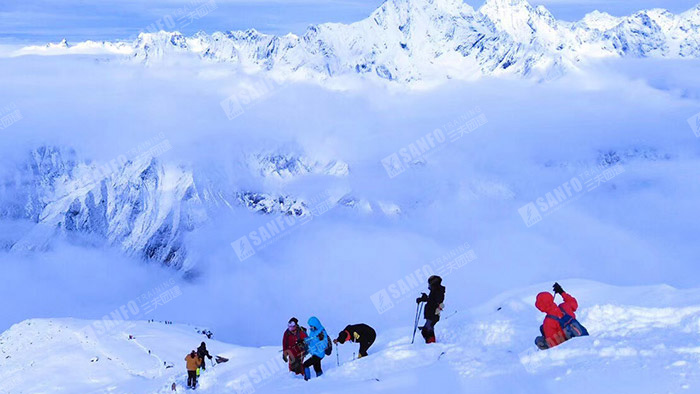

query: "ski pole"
xmin=336 ymin=343 xmax=340 ymax=367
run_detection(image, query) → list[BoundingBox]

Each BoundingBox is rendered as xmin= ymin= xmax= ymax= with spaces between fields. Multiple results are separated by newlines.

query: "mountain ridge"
xmin=0 ymin=146 xmax=356 ymax=270
xmin=11 ymin=0 xmax=700 ymax=83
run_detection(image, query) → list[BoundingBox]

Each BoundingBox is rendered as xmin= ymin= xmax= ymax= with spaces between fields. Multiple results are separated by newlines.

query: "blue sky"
xmin=1 ymin=0 xmax=699 ymax=44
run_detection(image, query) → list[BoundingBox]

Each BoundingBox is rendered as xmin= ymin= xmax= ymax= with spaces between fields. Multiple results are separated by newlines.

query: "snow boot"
xmin=535 ymin=336 xmax=549 ymax=350
xmin=316 ymin=370 xmax=323 ymax=378
xmin=304 ymin=367 xmax=311 ymax=381
xmin=426 ymin=336 xmax=436 ymax=344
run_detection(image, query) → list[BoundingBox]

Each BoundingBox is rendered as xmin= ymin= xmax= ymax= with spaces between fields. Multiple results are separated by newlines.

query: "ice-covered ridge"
xmin=248 ymin=153 xmax=349 ymax=179
xmin=13 ymin=38 xmax=133 ymax=56
xmin=11 ymin=0 xmax=700 ymax=83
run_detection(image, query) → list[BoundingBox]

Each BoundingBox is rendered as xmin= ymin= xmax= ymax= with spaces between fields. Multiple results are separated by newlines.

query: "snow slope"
xmin=3 ymin=280 xmax=700 ymax=394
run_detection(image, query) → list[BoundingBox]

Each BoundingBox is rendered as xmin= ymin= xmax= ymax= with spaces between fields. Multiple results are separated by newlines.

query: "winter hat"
xmin=337 ymin=330 xmax=351 ymax=344
xmin=428 ymin=275 xmax=442 ymax=288
xmin=288 ymin=317 xmax=299 ymax=325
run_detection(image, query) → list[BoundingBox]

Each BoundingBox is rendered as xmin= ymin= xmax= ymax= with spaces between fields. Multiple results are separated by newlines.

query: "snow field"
xmin=3 ymin=280 xmax=700 ymax=394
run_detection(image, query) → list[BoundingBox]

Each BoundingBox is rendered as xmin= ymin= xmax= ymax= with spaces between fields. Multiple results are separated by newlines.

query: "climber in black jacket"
xmin=333 ymin=323 xmax=376 ymax=358
xmin=416 ymin=275 xmax=445 ymax=343
xmin=197 ymin=342 xmax=213 ymax=370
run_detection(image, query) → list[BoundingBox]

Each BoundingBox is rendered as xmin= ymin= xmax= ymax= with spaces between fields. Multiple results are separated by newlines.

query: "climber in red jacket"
xmin=282 ymin=317 xmax=308 ymax=375
xmin=534 ymin=282 xmax=588 ymax=350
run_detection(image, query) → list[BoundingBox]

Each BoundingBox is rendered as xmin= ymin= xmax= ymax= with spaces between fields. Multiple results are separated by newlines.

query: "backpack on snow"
xmin=546 ymin=306 xmax=589 ymax=340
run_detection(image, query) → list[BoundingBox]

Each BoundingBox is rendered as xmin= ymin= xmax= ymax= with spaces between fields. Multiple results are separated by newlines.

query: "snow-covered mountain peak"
xmin=479 ymin=0 xmax=560 ymax=44
xmin=580 ymin=10 xmax=621 ymax=31
xmin=362 ymin=0 xmax=476 ymax=39
xmin=248 ymin=152 xmax=349 ymax=180
xmin=47 ymin=38 xmax=69 ymax=49
xmin=479 ymin=0 xmax=545 ymax=16
xmin=682 ymin=4 xmax=700 ymax=20
xmin=371 ymin=0 xmax=466 ymax=13
xmin=481 ymin=0 xmax=531 ymax=8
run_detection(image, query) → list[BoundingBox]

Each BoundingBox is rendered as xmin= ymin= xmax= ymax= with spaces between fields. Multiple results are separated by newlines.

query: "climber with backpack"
xmin=333 ymin=323 xmax=376 ymax=358
xmin=184 ymin=350 xmax=202 ymax=389
xmin=197 ymin=342 xmax=213 ymax=370
xmin=534 ymin=282 xmax=589 ymax=350
xmin=283 ymin=317 xmax=308 ymax=375
xmin=416 ymin=275 xmax=445 ymax=343
xmin=301 ymin=316 xmax=332 ymax=381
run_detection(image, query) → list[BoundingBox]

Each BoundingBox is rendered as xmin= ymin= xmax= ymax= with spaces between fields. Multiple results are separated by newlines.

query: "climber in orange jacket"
xmin=185 ymin=350 xmax=202 ymax=388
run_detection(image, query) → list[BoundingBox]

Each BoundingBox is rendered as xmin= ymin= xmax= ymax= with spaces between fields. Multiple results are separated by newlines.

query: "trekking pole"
xmin=411 ymin=302 xmax=424 ymax=344
xmin=335 ymin=343 xmax=340 ymax=367
xmin=411 ymin=302 xmax=420 ymax=344
xmin=411 ymin=302 xmax=420 ymax=345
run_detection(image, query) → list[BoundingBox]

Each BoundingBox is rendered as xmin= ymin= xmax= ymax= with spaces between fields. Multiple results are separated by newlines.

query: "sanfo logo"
xmin=518 ymin=177 xmax=584 ymax=227
xmin=381 ymin=129 xmax=447 ymax=178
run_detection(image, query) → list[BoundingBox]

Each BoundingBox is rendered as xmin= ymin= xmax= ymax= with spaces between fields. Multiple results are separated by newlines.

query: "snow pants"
xmin=358 ymin=330 xmax=376 ymax=357
xmin=421 ymin=319 xmax=437 ymax=343
xmin=288 ymin=352 xmax=304 ymax=374
xmin=187 ymin=370 xmax=198 ymax=387
xmin=303 ymin=355 xmax=323 ymax=375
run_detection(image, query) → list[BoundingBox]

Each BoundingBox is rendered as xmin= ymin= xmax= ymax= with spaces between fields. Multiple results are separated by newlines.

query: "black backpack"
xmin=324 ymin=331 xmax=332 ymax=356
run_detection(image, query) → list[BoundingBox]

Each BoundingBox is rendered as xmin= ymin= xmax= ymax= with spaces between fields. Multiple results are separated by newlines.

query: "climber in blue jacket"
xmin=302 ymin=316 xmax=331 ymax=381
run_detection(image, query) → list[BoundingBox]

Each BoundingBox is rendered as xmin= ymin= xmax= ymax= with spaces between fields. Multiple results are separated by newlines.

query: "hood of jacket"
xmin=535 ymin=292 xmax=563 ymax=317
xmin=305 ymin=316 xmax=328 ymax=359
xmin=308 ymin=316 xmax=324 ymax=334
